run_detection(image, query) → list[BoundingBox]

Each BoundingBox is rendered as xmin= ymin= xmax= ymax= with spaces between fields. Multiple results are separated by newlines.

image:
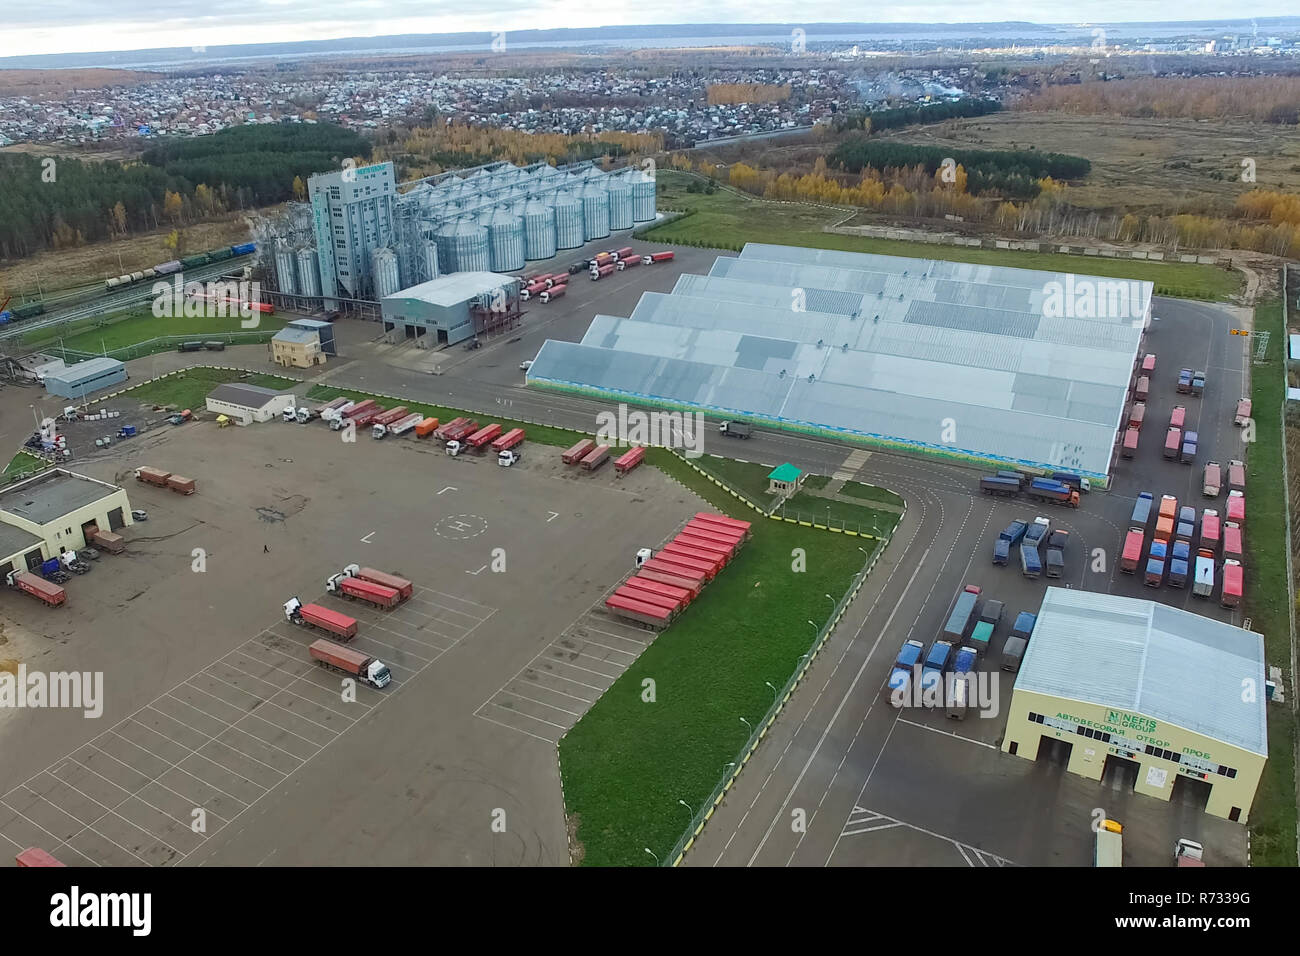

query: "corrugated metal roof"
xmin=272 ymin=327 xmax=318 ymax=344
xmin=1016 ymin=588 xmax=1267 ymax=756
xmin=386 ymin=271 xmax=517 ymax=307
xmin=46 ymin=357 xmax=125 ymax=384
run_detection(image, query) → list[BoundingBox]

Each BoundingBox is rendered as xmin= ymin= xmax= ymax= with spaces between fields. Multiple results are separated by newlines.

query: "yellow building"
xmin=0 ymin=469 xmax=134 ymax=575
xmin=270 ymin=326 xmax=326 ymax=369
xmin=1002 ymin=588 xmax=1266 ymax=824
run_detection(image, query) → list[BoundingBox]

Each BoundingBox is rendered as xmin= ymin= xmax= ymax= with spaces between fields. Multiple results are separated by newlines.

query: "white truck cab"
xmin=447 ymin=440 xmax=463 ymax=457
xmin=498 ymin=449 xmax=520 ymax=467
xmin=282 ymin=405 xmax=297 ymax=423
xmin=635 ymin=548 xmax=653 ymax=568
xmin=296 ymin=407 xmax=312 ymax=424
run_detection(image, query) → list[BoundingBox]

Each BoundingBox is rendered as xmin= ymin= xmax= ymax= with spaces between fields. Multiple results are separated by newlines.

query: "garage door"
xmin=108 ymin=507 xmax=125 ymax=531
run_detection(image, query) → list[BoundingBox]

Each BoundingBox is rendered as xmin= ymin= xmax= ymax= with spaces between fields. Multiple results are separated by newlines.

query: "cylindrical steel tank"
xmin=628 ymin=169 xmax=657 ymax=222
xmin=553 ymin=191 xmax=584 ymax=249
xmin=607 ymin=176 xmax=633 ymax=231
xmin=522 ymin=198 xmax=557 ymax=261
xmin=371 ymin=247 xmax=401 ymax=299
xmin=480 ymin=206 xmax=526 ymax=273
xmin=274 ymin=244 xmax=298 ymax=295
xmin=296 ymin=247 xmax=321 ymax=297
xmin=421 ymin=239 xmax=440 ymax=282
xmin=580 ymin=183 xmax=611 ymax=240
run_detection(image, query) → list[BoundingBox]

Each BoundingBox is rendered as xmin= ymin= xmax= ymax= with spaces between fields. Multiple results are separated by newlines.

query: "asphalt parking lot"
xmin=0 ymin=414 xmax=704 ymax=866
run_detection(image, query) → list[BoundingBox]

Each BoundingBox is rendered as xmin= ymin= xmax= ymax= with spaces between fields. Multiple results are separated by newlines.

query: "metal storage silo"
xmin=480 ymin=206 xmax=526 ymax=273
xmin=553 ymin=191 xmax=585 ymax=249
xmin=580 ymin=183 xmax=611 ymax=240
xmin=371 ymin=247 xmax=401 ymax=299
xmin=522 ymin=198 xmax=557 ymax=261
xmin=421 ymin=239 xmax=440 ymax=282
xmin=274 ymin=243 xmax=298 ymax=295
xmin=629 ymin=169 xmax=657 ymax=222
xmin=296 ymin=247 xmax=321 ymax=297
xmin=607 ymin=176 xmax=633 ymax=231
xmin=450 ymin=218 xmax=490 ymax=273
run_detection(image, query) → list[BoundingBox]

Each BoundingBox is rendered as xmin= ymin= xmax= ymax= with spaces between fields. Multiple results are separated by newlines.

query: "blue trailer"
xmin=1131 ymin=492 xmax=1154 ymax=528
xmin=941 ymin=588 xmax=981 ymax=642
xmin=993 ymin=538 xmax=1011 ymax=565
xmin=1020 ymin=543 xmax=1042 ymax=578
xmin=1011 ymin=611 xmax=1037 ymax=642
xmin=979 ymin=475 xmax=1022 ymax=496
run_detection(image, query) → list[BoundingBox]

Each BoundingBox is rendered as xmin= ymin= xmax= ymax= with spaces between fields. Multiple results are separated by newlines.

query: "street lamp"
xmin=739 ymin=716 xmax=752 ymax=731
xmin=765 ymin=680 xmax=779 ymax=704
xmin=677 ymin=799 xmax=694 ymax=820
xmin=643 ymin=847 xmax=659 ymax=865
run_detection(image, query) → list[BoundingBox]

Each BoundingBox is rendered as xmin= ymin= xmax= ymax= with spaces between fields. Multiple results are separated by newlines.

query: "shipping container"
xmin=605 ymin=591 xmax=674 ymax=628
xmin=634 ymin=568 xmax=701 ymax=598
xmin=1222 ymin=522 xmax=1243 ymax=561
xmin=1220 ymin=560 xmax=1243 ymax=608
xmin=579 ymin=444 xmax=611 ymax=471
xmin=1163 ymin=427 xmax=1181 ymax=459
xmin=1135 ymin=375 xmax=1150 ymax=401
xmin=1120 ymin=529 xmax=1145 ymax=573
xmin=9 ymin=571 xmax=66 ymax=607
xmin=292 ymin=602 xmax=359 ymax=640
xmin=642 ymin=556 xmax=709 ymax=583
xmin=1226 ymin=490 xmax=1245 ymax=525
xmin=466 ymin=423 xmax=503 ymax=449
xmin=622 ymin=577 xmax=690 ymax=608
xmin=15 ymin=848 xmax=65 ymax=867
xmin=673 ymin=533 xmax=735 ymax=562
xmin=684 ymin=519 xmax=744 ymax=544
xmin=354 ymin=567 xmax=413 ymax=602
xmin=613 ymin=583 xmax=681 ymax=613
xmin=166 ymin=475 xmax=196 ymax=495
xmin=1121 ymin=427 xmax=1140 ymax=458
xmin=562 ymin=438 xmax=597 ymax=465
xmin=491 ymin=428 xmax=526 ymax=452
xmin=615 ymin=446 xmax=645 ymax=476
xmin=654 ymin=548 xmax=720 ymax=579
xmin=693 ymin=512 xmax=753 ymax=538
xmin=414 ymin=417 xmax=440 ymax=438
xmin=1227 ymin=460 xmax=1246 ymax=493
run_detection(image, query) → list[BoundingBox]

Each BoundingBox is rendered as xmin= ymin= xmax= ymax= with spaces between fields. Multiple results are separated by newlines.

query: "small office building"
xmin=1002 ymin=588 xmax=1267 ymax=823
xmin=271 ymin=326 xmax=326 ymax=369
xmin=43 ymin=358 xmax=127 ymax=399
xmin=204 ymin=383 xmax=295 ymax=425
xmin=0 ymin=468 xmax=133 ymax=573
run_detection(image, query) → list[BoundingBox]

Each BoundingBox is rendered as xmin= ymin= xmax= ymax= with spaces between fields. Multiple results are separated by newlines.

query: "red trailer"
xmin=1119 ymin=529 xmax=1144 ymax=573
xmin=1227 ymin=460 xmax=1246 ymax=493
xmin=433 ymin=417 xmax=471 ymax=441
xmin=1141 ymin=353 xmax=1157 ymax=374
xmin=292 ymin=602 xmax=358 ymax=640
xmin=440 ymin=419 xmax=479 ymax=443
xmin=491 ymin=428 xmax=525 ymax=453
xmin=355 ymin=567 xmax=413 ymax=602
xmin=1226 ymin=490 xmax=1245 ymax=525
xmin=634 ymin=567 xmax=702 ymax=598
xmin=1121 ymin=427 xmax=1140 ymax=458
xmin=1220 ymin=560 xmax=1243 ymax=608
xmin=466 ymin=423 xmax=503 ymax=449
xmin=1128 ymin=403 xmax=1146 ymax=429
xmin=10 ymin=571 xmax=66 ymax=607
xmin=540 ymin=285 xmax=567 ymax=303
xmin=659 ymin=544 xmax=723 ymax=576
xmin=332 ymin=574 xmax=400 ymax=610
xmin=166 ymin=475 xmax=197 ymax=495
xmin=605 ymin=591 xmax=674 ymax=629
xmin=643 ymin=556 xmax=709 ymax=584
xmin=591 ymin=263 xmax=615 ymax=281
xmin=685 ymin=519 xmax=745 ymax=544
xmin=1234 ymin=399 xmax=1253 ymax=427
xmin=616 ymin=256 xmax=642 ymax=271
xmin=521 ymin=281 xmax=548 ymax=301
xmin=15 ymin=848 xmax=64 ymax=867
xmin=545 ymin=274 xmax=567 ymax=287
xmin=1222 ymin=522 xmax=1243 ymax=561
xmin=614 ymin=446 xmax=645 ymax=476
xmin=643 ymin=251 xmax=675 ymax=264
xmin=344 ymin=399 xmax=379 ymax=421
xmin=625 ymin=575 xmax=692 ymax=607
xmin=136 ymin=466 xmax=171 ymax=486
xmin=674 ymin=529 xmax=736 ymax=556
xmin=580 ymin=444 xmax=611 ymax=471
xmin=613 ymin=584 xmax=680 ymax=613
xmin=694 ymin=512 xmax=752 ymax=538
xmin=371 ymin=406 xmax=409 ymax=427
xmin=615 ymin=246 xmax=635 ymax=260
xmin=1169 ymin=405 xmax=1186 ymax=429
xmin=563 ymin=439 xmax=597 ymax=465
xmin=1163 ymin=427 xmax=1181 ymax=460
xmin=1135 ymin=376 xmax=1150 ymax=402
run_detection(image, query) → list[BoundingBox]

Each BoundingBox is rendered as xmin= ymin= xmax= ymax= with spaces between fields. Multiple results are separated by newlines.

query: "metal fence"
xmin=50 ymin=331 xmax=277 ymax=364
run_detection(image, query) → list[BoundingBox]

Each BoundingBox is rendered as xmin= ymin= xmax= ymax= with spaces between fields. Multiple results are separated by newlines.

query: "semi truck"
xmin=1191 ymin=370 xmax=1205 ymax=396
xmin=1177 ymin=368 xmax=1193 ymax=393
xmin=326 ymin=571 xmax=401 ymax=609
xmin=1228 ymin=460 xmax=1246 ymax=493
xmin=1021 ymin=543 xmax=1042 ymax=578
xmin=615 ymin=446 xmax=646 ymax=477
xmin=1234 ymin=399 xmax=1253 ymax=427
xmin=382 ymin=413 xmax=424 ymax=438
xmin=1024 ymin=517 xmax=1050 ymax=549
xmin=1163 ymin=427 xmax=1181 ymax=460
xmin=492 ymin=428 xmax=525 ymax=454
xmin=1169 ymin=405 xmax=1185 ymax=429
xmin=1181 ymin=430 xmax=1198 ymax=463
xmin=438 ymin=419 xmax=479 ymax=444
xmin=520 ymin=280 xmax=548 ymax=301
xmin=1221 ymin=560 xmax=1243 ymax=608
xmin=1131 ymin=492 xmax=1154 ymax=528
xmin=967 ymin=620 xmax=994 ymax=659
xmin=7 ymin=570 xmax=66 ymax=607
xmin=1203 ymin=461 xmax=1221 ymax=497
xmin=642 ymin=251 xmax=675 ymax=264
xmin=1177 ymin=506 xmax=1197 ymax=542
xmin=563 ymin=439 xmax=597 ymax=464
xmin=136 ymin=466 xmax=170 ymax=487
xmin=947 ymin=647 xmax=977 ymax=719
xmin=615 ymin=255 xmax=641 ymax=270
xmin=415 ymin=417 xmax=440 ymax=438
xmin=1121 ymin=427 xmax=1140 ymax=458
xmin=370 ymin=406 xmax=409 ymax=431
xmin=1226 ymin=490 xmax=1245 ymax=525
xmin=1135 ymin=376 xmax=1150 ymax=401
xmin=941 ymin=585 xmax=981 ymax=642
xmin=465 ymin=423 xmax=503 ymax=451
xmin=351 ymin=565 xmax=413 ymax=602
xmin=309 ymin=639 xmax=392 ymax=688
xmin=284 ymin=597 xmax=358 ymax=640
xmin=580 ymin=444 xmax=611 ymax=471
xmin=885 ymin=639 xmax=925 ymax=706
xmin=591 ymin=263 xmax=615 ymax=281
xmin=433 ymin=417 xmax=471 ymax=441
xmin=1200 ymin=510 xmax=1220 ymax=551
xmin=1026 ymin=478 xmax=1079 ymax=508
xmin=540 ymin=285 xmax=566 ymax=303
xmin=1223 ymin=522 xmax=1243 ymax=562
xmin=1128 ymin=402 xmax=1146 ymax=429
xmin=979 ymin=475 xmax=1021 ymax=497
xmin=719 ymin=421 xmax=752 ymax=439
xmin=1141 ymin=353 xmax=1157 ymax=373
xmin=1145 ymin=540 xmax=1167 ymax=587
xmin=313 ymin=398 xmax=351 ymax=418
xmin=1169 ymin=540 xmax=1190 ymax=588
xmin=1193 ymin=551 xmax=1216 ymax=598
xmin=1011 ymin=611 xmax=1037 ymax=643
xmin=920 ymin=641 xmax=954 ymax=699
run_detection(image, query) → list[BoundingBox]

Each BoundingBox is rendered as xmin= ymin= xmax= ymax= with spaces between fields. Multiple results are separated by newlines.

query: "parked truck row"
xmin=1125 ymin=491 xmax=1243 ymax=606
xmin=978 ymin=470 xmax=1085 ymax=508
xmin=135 ymin=466 xmax=197 ymax=495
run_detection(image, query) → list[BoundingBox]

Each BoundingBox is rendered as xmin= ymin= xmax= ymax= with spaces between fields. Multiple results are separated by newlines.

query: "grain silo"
xmin=296 ymin=247 xmax=321 ymax=297
xmin=371 ymin=247 xmax=401 ymax=299
xmin=421 ymin=239 xmax=440 ymax=282
xmin=481 ymin=206 xmax=526 ymax=273
xmin=628 ymin=169 xmax=657 ymax=222
xmin=274 ymin=242 xmax=298 ymax=295
xmin=580 ymin=182 xmax=611 ymax=240
xmin=553 ymin=191 xmax=585 ymax=249
xmin=607 ymin=175 xmax=634 ymax=231
xmin=448 ymin=218 xmax=491 ymax=273
xmin=522 ymin=198 xmax=557 ymax=261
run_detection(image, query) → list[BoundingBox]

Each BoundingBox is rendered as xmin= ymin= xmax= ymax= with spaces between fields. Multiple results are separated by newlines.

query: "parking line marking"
xmin=0 ymin=797 xmax=107 ymax=868
xmin=28 ymin=775 xmax=188 ymax=859
xmin=144 ymin=699 xmax=308 ymax=765
xmin=894 ymin=718 xmax=999 ymax=750
xmin=85 ymin=740 xmax=252 ymax=812
xmin=482 ymin=700 xmax=568 ymax=731
xmin=50 ymin=760 xmax=212 ymax=835
xmin=497 ymin=690 xmax=584 ymax=719
xmin=474 ymin=711 xmax=560 ymax=745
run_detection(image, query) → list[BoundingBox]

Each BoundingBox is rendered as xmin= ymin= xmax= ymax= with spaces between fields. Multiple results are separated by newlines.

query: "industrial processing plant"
xmin=261 ymin=159 xmax=657 ymax=310
xmin=527 ymin=243 xmax=1153 ymax=483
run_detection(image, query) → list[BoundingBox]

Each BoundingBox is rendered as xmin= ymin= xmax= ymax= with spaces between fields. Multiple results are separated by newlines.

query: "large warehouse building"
xmin=1001 ymin=588 xmax=1266 ymax=823
xmin=527 ymin=243 xmax=1152 ymax=483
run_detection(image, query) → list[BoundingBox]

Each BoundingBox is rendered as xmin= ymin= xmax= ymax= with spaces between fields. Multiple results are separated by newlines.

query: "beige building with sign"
xmin=0 ymin=469 xmax=134 ymax=574
xmin=1002 ymin=588 xmax=1266 ymax=823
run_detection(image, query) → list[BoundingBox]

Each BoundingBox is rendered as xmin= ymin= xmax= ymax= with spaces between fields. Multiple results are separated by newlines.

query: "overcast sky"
xmin=4 ymin=2 xmax=1294 ymax=59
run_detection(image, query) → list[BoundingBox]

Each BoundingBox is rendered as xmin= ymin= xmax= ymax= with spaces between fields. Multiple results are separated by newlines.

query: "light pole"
xmin=765 ymin=680 xmax=779 ymax=704
xmin=739 ymin=716 xmax=752 ymax=732
xmin=677 ymin=798 xmax=694 ymax=821
xmin=643 ymin=847 xmax=659 ymax=865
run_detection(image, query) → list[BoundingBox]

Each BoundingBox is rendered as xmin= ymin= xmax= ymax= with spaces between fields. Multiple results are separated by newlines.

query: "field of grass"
xmin=839 ymin=480 xmax=905 ymax=508
xmin=19 ymin=306 xmax=286 ymax=357
xmin=1242 ymin=295 xmax=1297 ymax=867
xmin=3 ymin=451 xmax=47 ymax=481
xmin=120 ymin=367 xmax=298 ymax=411
xmin=560 ymin=458 xmax=881 ymax=866
xmin=779 ymin=490 xmax=897 ymax=536
xmin=649 ymin=171 xmax=1243 ymax=301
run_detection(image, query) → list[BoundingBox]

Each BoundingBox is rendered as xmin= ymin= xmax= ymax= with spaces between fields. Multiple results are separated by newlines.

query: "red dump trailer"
xmin=1223 ymin=522 xmax=1243 ymax=562
xmin=643 ymin=556 xmax=709 ymax=584
xmin=371 ymin=406 xmax=409 ymax=428
xmin=693 ymin=512 xmax=752 ymax=538
xmin=615 ymin=446 xmax=645 ymax=476
xmin=9 ymin=571 xmax=66 ymax=607
xmin=136 ymin=466 xmax=171 ymax=487
xmin=659 ymin=544 xmax=723 ymax=577
xmin=292 ymin=602 xmax=358 ymax=640
xmin=613 ymin=584 xmax=680 ymax=613
xmin=562 ymin=439 xmax=596 ymax=465
xmin=685 ymin=519 xmax=745 ymax=545
xmin=434 ymin=417 xmax=471 ymax=441
xmin=15 ymin=848 xmax=65 ymax=867
xmin=605 ymin=591 xmax=674 ymax=629
xmin=330 ymin=574 xmax=401 ymax=609
xmin=580 ymin=444 xmax=611 ymax=471
xmin=344 ymin=399 xmax=379 ymax=421
xmin=491 ymin=428 xmax=525 ymax=453
xmin=625 ymin=575 xmax=693 ymax=608
xmin=355 ymin=567 xmax=413 ymax=602
xmin=672 ymin=533 xmax=735 ymax=561
xmin=591 ymin=263 xmax=615 ymax=281
xmin=466 ymin=423 xmax=503 ymax=449
xmin=642 ymin=251 xmax=675 ymax=264
xmin=634 ymin=567 xmax=702 ymax=598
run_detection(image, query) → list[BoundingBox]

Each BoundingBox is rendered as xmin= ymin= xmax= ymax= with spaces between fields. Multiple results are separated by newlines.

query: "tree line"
xmin=1016 ymin=75 xmax=1300 ymax=124
xmin=831 ymin=97 xmax=1002 ymax=134
xmin=0 ymin=123 xmax=371 ymax=262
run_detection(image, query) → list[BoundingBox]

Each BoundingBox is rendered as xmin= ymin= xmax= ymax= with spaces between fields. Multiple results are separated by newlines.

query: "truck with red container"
xmin=284 ymin=597 xmax=358 ymax=640
xmin=1163 ymin=427 xmax=1181 ymax=460
xmin=655 ymin=547 xmax=720 ymax=579
xmin=540 ymin=284 xmax=567 ymax=303
xmin=1141 ymin=353 xmax=1156 ymax=374
xmin=136 ymin=466 xmax=171 ymax=487
xmin=613 ymin=583 xmax=681 ymax=613
xmin=1226 ymin=490 xmax=1245 ymax=525
xmin=605 ymin=591 xmax=673 ymax=629
xmin=466 ymin=423 xmax=503 ymax=450
xmin=309 ymin=639 xmax=392 ymax=688
xmin=343 ymin=399 xmax=378 ymax=422
xmin=437 ymin=418 xmax=479 ymax=443
xmin=520 ymin=280 xmax=549 ymax=301
xmin=351 ymin=565 xmax=413 ymax=602
xmin=643 ymin=556 xmax=709 ymax=584
xmin=1121 ymin=427 xmax=1140 ymax=458
xmin=580 ymin=444 xmax=611 ymax=471
xmin=1169 ymin=405 xmax=1185 ymax=429
xmin=1220 ymin=560 xmax=1243 ymax=608
xmin=616 ymin=255 xmax=641 ymax=271
xmin=1203 ymin=462 xmax=1221 ymax=497
xmin=7 ymin=570 xmax=66 ymax=607
xmin=166 ymin=475 xmax=196 ymax=495
xmin=326 ymin=570 xmax=401 ymax=609
xmin=1135 ymin=375 xmax=1150 ymax=402
xmin=673 ymin=533 xmax=734 ymax=562
xmin=433 ymin=417 xmax=470 ymax=441
xmin=1120 ymin=529 xmax=1145 ymax=573
xmin=633 ymin=568 xmax=701 ymax=598
xmin=1234 ymin=398 xmax=1252 ymax=427
xmin=546 ymin=274 xmax=567 ymax=288
xmin=1200 ymin=510 xmax=1220 ymax=551
xmin=615 ymin=446 xmax=645 ymax=476
xmin=1222 ymin=522 xmax=1243 ymax=562
xmin=685 ymin=519 xmax=744 ymax=546
xmin=563 ymin=438 xmax=597 ymax=465
xmin=15 ymin=848 xmax=65 ymax=867
xmin=492 ymin=428 xmax=525 ymax=453
xmin=591 ymin=263 xmax=615 ymax=281
xmin=614 ymin=246 xmax=635 ymax=260
xmin=1228 ymin=460 xmax=1246 ymax=493
xmin=693 ymin=512 xmax=753 ymax=539
xmin=1128 ymin=403 xmax=1146 ymax=429
xmin=370 ymin=406 xmax=408 ymax=429
xmin=642 ymin=251 xmax=675 ymax=264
